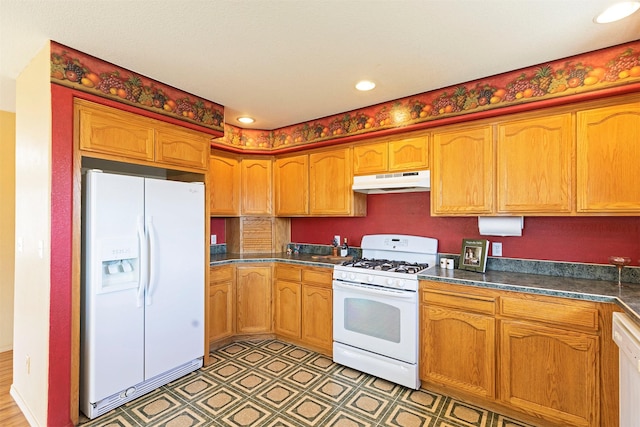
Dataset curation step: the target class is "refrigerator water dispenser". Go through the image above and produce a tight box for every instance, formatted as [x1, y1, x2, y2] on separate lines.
[99, 237, 139, 292]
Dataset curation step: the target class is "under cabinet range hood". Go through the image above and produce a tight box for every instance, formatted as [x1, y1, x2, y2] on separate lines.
[352, 170, 430, 194]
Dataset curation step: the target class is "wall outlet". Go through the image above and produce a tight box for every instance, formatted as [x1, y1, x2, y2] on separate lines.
[25, 355, 30, 374]
[210, 235, 217, 245]
[334, 235, 341, 246]
[492, 242, 503, 257]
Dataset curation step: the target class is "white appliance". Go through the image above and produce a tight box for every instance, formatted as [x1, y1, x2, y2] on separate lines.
[612, 312, 640, 427]
[80, 170, 205, 419]
[333, 234, 437, 389]
[352, 170, 430, 194]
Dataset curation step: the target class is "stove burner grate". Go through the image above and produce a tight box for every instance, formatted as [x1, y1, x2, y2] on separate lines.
[341, 258, 429, 274]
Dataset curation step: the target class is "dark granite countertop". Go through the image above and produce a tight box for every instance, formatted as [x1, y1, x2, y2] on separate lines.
[210, 252, 640, 325]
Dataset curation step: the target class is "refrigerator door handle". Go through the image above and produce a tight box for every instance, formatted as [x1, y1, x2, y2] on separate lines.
[146, 216, 157, 306]
[136, 215, 147, 308]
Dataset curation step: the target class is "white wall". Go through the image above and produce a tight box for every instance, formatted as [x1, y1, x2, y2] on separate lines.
[0, 110, 16, 352]
[11, 43, 52, 427]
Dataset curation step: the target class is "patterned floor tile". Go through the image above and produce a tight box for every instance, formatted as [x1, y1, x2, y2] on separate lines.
[194, 386, 244, 416]
[440, 398, 491, 427]
[220, 401, 273, 427]
[255, 380, 302, 409]
[79, 340, 539, 427]
[381, 404, 437, 427]
[343, 389, 390, 420]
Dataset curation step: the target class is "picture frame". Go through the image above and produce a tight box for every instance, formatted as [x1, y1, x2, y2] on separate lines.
[459, 239, 489, 273]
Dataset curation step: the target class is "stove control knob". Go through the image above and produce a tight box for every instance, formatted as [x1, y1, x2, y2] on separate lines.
[396, 280, 405, 288]
[349, 273, 356, 281]
[366, 275, 374, 283]
[340, 272, 348, 280]
[386, 278, 394, 286]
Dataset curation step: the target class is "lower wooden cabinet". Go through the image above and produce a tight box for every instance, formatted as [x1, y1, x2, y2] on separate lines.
[273, 264, 333, 355]
[209, 265, 235, 343]
[419, 280, 614, 427]
[499, 320, 599, 427]
[236, 264, 272, 334]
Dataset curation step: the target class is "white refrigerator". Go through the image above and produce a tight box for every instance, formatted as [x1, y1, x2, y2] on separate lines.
[80, 170, 205, 419]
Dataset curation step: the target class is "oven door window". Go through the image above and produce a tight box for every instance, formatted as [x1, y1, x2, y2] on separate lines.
[333, 281, 418, 364]
[344, 298, 401, 343]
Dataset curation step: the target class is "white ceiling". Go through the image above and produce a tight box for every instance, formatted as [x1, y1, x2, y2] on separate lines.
[1, 0, 639, 130]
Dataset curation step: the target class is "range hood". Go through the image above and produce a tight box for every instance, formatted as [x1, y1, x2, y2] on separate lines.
[352, 170, 430, 194]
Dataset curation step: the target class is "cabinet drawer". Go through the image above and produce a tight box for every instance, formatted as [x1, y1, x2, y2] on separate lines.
[210, 265, 234, 283]
[500, 297, 598, 331]
[302, 268, 332, 287]
[275, 264, 302, 281]
[422, 289, 496, 315]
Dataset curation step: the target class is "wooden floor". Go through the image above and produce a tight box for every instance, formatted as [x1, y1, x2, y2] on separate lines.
[0, 351, 29, 427]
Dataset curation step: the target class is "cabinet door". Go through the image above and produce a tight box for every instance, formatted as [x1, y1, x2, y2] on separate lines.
[209, 281, 234, 342]
[209, 153, 241, 216]
[236, 265, 272, 334]
[421, 305, 495, 399]
[577, 102, 640, 213]
[155, 125, 209, 170]
[76, 99, 155, 161]
[309, 147, 354, 215]
[274, 280, 301, 339]
[431, 125, 493, 215]
[353, 142, 388, 175]
[497, 113, 573, 213]
[241, 158, 273, 215]
[389, 136, 429, 172]
[499, 320, 599, 427]
[301, 284, 332, 354]
[274, 154, 309, 215]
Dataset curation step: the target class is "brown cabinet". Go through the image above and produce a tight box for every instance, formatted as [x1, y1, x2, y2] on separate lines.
[209, 151, 241, 215]
[353, 135, 429, 175]
[75, 98, 209, 170]
[273, 264, 302, 339]
[498, 296, 600, 427]
[431, 124, 494, 215]
[496, 113, 573, 213]
[420, 286, 496, 399]
[301, 267, 333, 354]
[576, 100, 640, 213]
[272, 264, 333, 355]
[309, 147, 366, 216]
[241, 157, 273, 215]
[274, 154, 309, 216]
[209, 265, 235, 344]
[236, 264, 272, 335]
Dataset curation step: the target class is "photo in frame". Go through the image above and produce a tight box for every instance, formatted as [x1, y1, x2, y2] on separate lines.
[459, 239, 489, 273]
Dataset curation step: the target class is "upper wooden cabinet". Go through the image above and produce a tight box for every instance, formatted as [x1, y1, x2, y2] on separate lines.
[353, 135, 429, 175]
[431, 124, 494, 215]
[274, 154, 309, 216]
[241, 157, 273, 215]
[209, 151, 241, 216]
[309, 147, 366, 216]
[496, 113, 573, 214]
[576, 101, 640, 213]
[75, 98, 209, 170]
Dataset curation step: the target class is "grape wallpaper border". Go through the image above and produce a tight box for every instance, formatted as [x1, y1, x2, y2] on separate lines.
[50, 42, 225, 133]
[218, 39, 640, 152]
[51, 39, 640, 151]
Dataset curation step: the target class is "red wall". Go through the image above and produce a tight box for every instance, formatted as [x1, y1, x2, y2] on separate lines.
[290, 192, 640, 266]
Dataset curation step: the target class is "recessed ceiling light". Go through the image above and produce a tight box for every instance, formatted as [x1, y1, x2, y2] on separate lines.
[237, 116, 255, 124]
[355, 80, 376, 91]
[594, 1, 640, 23]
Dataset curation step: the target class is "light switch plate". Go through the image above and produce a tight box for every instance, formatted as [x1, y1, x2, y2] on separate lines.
[492, 242, 502, 257]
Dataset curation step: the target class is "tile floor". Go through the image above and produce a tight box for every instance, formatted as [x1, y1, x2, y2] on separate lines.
[79, 339, 537, 427]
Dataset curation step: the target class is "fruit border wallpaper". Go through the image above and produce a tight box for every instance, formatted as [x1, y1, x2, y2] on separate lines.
[218, 39, 640, 151]
[50, 42, 225, 133]
[51, 39, 640, 151]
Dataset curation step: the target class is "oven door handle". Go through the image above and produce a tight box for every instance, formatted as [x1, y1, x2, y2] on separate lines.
[333, 281, 417, 300]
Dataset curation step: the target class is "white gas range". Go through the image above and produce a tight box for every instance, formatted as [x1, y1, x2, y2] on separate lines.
[332, 234, 438, 390]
